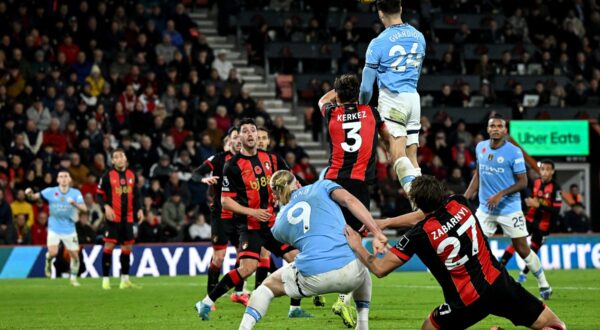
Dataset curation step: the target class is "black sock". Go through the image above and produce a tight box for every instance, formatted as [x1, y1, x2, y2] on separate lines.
[207, 261, 221, 294]
[209, 269, 243, 302]
[269, 256, 279, 273]
[102, 249, 112, 277]
[120, 252, 130, 275]
[255, 267, 269, 289]
[290, 298, 301, 307]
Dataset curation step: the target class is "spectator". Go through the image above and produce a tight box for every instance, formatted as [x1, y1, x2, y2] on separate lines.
[271, 115, 290, 151]
[0, 190, 14, 244]
[155, 34, 177, 63]
[563, 203, 590, 233]
[85, 65, 105, 97]
[201, 118, 224, 150]
[164, 172, 191, 206]
[446, 168, 467, 194]
[14, 214, 31, 245]
[161, 193, 186, 241]
[76, 212, 96, 244]
[138, 210, 160, 243]
[213, 105, 231, 132]
[189, 213, 211, 242]
[169, 116, 192, 149]
[84, 192, 103, 233]
[68, 152, 89, 188]
[26, 97, 52, 131]
[10, 189, 34, 227]
[212, 49, 233, 81]
[150, 154, 176, 187]
[563, 184, 584, 206]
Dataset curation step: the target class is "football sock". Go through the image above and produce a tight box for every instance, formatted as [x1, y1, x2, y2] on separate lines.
[255, 258, 270, 289]
[239, 285, 274, 329]
[269, 256, 278, 273]
[354, 268, 372, 330]
[209, 269, 243, 302]
[289, 298, 301, 310]
[70, 257, 79, 279]
[120, 250, 131, 276]
[207, 259, 221, 293]
[501, 245, 515, 265]
[394, 157, 417, 193]
[523, 240, 542, 275]
[234, 260, 245, 293]
[102, 248, 112, 277]
[524, 251, 549, 288]
[355, 301, 370, 330]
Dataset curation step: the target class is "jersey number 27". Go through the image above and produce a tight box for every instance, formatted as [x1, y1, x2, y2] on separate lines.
[436, 215, 480, 270]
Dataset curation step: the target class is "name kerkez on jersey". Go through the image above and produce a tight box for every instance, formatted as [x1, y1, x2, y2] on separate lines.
[431, 205, 470, 240]
[337, 111, 367, 122]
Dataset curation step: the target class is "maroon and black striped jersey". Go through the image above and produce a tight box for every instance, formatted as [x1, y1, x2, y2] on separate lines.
[221, 150, 288, 230]
[391, 195, 502, 308]
[96, 168, 141, 223]
[526, 179, 562, 233]
[321, 102, 384, 182]
[196, 151, 234, 220]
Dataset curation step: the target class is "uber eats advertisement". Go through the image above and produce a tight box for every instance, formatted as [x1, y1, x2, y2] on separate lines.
[510, 120, 589, 156]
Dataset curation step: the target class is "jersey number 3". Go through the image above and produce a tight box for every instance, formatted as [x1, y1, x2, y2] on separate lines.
[341, 122, 362, 153]
[287, 201, 311, 233]
[389, 42, 422, 72]
[436, 215, 479, 270]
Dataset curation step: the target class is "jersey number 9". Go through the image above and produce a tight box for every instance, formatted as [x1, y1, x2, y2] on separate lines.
[286, 201, 311, 233]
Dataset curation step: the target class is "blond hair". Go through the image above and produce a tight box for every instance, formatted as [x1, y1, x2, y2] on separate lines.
[270, 170, 296, 205]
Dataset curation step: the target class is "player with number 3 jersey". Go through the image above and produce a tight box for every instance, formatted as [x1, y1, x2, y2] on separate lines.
[359, 0, 426, 196]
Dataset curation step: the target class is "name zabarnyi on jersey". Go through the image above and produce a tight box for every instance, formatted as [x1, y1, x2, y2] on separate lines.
[431, 205, 470, 240]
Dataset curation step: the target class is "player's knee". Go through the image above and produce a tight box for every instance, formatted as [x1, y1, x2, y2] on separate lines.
[238, 259, 258, 278]
[212, 253, 225, 266]
[513, 239, 531, 257]
[420, 316, 437, 330]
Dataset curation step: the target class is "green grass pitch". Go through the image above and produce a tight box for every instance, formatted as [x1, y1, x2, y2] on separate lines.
[1, 270, 598, 329]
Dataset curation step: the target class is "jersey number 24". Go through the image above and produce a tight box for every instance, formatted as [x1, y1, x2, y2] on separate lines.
[389, 42, 423, 72]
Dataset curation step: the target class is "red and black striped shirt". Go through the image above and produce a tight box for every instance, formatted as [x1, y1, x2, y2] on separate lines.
[391, 195, 502, 308]
[196, 151, 234, 220]
[526, 179, 562, 233]
[221, 150, 287, 230]
[321, 102, 384, 182]
[96, 168, 141, 223]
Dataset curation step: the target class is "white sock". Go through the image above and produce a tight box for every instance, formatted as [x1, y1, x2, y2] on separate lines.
[121, 275, 129, 282]
[46, 252, 53, 262]
[338, 294, 346, 302]
[103, 276, 109, 282]
[289, 305, 301, 311]
[70, 258, 79, 279]
[343, 292, 353, 305]
[239, 286, 274, 329]
[523, 251, 549, 288]
[202, 296, 215, 306]
[356, 305, 370, 330]
[393, 157, 417, 193]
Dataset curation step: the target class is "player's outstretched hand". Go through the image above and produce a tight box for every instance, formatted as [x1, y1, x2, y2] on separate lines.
[201, 176, 219, 185]
[372, 233, 388, 255]
[344, 225, 362, 250]
[253, 209, 271, 222]
[137, 209, 144, 222]
[486, 193, 503, 210]
[25, 188, 33, 197]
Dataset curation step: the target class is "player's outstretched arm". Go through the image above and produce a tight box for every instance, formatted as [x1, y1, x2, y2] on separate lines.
[378, 210, 424, 229]
[331, 188, 387, 252]
[359, 66, 377, 104]
[345, 226, 402, 278]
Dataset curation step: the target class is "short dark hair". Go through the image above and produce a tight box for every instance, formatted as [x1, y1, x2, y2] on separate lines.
[377, 0, 402, 15]
[540, 159, 555, 169]
[111, 148, 126, 157]
[227, 126, 239, 136]
[333, 74, 360, 103]
[239, 118, 257, 129]
[409, 175, 447, 213]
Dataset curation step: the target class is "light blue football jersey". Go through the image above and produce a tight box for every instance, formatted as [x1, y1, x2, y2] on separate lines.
[41, 187, 83, 235]
[365, 23, 426, 93]
[475, 140, 526, 215]
[271, 180, 356, 276]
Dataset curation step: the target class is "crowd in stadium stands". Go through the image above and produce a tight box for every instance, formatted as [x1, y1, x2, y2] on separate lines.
[0, 0, 594, 246]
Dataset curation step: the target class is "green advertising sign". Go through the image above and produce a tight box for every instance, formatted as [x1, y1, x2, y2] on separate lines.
[509, 120, 589, 156]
